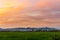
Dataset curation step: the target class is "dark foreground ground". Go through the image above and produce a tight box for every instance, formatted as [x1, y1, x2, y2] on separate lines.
[0, 32, 60, 40]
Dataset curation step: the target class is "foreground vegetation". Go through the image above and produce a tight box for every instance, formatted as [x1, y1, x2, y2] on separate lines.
[0, 32, 60, 40]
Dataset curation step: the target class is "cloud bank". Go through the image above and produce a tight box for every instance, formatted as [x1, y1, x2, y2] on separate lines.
[0, 0, 60, 28]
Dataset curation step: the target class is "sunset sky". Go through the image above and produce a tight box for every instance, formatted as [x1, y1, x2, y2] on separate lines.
[0, 0, 60, 28]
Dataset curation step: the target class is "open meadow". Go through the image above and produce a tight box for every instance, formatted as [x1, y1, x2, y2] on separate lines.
[0, 32, 60, 40]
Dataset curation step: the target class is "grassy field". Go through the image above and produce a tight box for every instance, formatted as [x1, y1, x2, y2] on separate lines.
[0, 32, 60, 40]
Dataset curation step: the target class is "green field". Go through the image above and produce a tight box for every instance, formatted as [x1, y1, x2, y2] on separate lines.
[0, 32, 60, 40]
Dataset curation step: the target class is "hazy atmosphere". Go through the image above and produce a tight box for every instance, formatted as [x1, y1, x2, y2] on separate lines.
[0, 0, 60, 28]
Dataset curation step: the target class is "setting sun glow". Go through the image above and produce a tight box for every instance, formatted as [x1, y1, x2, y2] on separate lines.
[0, 0, 14, 14]
[0, 0, 25, 14]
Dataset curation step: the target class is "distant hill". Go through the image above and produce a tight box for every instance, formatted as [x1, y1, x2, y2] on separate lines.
[0, 27, 59, 32]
